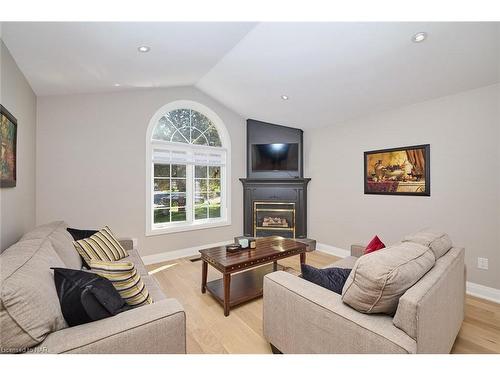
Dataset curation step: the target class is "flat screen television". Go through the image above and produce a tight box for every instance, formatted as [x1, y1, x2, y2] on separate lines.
[251, 143, 299, 171]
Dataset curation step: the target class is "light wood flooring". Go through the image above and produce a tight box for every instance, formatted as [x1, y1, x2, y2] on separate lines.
[146, 250, 500, 354]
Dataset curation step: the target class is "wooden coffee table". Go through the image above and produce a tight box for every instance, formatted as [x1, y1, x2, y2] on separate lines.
[199, 236, 307, 316]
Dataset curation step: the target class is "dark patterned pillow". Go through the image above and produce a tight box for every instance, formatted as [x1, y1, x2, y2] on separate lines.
[52, 268, 130, 327]
[301, 264, 352, 295]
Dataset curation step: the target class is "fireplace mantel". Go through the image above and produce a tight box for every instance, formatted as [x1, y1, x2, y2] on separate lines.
[239, 178, 311, 239]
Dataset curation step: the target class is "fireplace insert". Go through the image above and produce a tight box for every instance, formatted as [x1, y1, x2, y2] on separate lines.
[253, 202, 295, 238]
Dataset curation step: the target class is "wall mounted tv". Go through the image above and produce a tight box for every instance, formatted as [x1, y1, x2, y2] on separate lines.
[251, 143, 299, 172]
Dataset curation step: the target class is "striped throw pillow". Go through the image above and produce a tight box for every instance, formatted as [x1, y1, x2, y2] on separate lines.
[73, 226, 128, 263]
[89, 260, 153, 307]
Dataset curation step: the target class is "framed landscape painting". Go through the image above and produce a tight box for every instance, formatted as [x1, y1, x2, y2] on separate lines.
[1, 105, 17, 188]
[364, 144, 430, 196]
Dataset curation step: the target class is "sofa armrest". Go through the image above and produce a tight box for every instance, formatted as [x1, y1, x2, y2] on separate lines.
[118, 237, 135, 251]
[350, 244, 365, 257]
[36, 298, 186, 354]
[393, 247, 465, 353]
[263, 271, 415, 354]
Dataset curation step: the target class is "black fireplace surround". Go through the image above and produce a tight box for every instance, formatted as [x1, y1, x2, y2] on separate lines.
[240, 119, 311, 239]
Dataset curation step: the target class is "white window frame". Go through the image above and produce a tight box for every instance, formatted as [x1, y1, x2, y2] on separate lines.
[145, 100, 231, 236]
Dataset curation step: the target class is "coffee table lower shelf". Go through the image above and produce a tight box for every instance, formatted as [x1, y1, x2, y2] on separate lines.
[205, 264, 282, 310]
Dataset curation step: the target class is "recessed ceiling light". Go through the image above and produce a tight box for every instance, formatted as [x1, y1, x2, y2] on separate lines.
[114, 83, 121, 87]
[281, 95, 289, 100]
[412, 32, 427, 43]
[138, 46, 151, 53]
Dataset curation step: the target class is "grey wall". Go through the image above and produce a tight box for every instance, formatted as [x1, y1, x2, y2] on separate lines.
[36, 86, 245, 257]
[305, 84, 500, 289]
[0, 41, 37, 251]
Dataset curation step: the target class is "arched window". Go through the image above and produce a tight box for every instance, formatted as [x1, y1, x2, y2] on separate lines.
[146, 101, 230, 235]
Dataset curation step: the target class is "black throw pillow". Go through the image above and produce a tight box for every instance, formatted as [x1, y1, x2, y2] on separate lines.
[52, 268, 130, 327]
[66, 227, 98, 241]
[66, 227, 99, 269]
[300, 264, 352, 295]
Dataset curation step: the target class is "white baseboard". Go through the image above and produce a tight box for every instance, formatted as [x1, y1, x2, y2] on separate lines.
[316, 243, 350, 258]
[141, 240, 233, 265]
[466, 282, 500, 304]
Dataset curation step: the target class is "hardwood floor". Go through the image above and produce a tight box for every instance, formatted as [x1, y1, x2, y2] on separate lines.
[146, 250, 500, 354]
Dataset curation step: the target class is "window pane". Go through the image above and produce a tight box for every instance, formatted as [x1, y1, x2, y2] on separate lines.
[171, 164, 186, 177]
[171, 207, 186, 222]
[171, 179, 186, 192]
[193, 134, 209, 146]
[171, 131, 189, 144]
[206, 126, 222, 147]
[209, 191, 221, 205]
[171, 193, 186, 207]
[153, 193, 170, 208]
[190, 110, 212, 133]
[195, 179, 208, 192]
[191, 129, 207, 146]
[166, 109, 190, 130]
[154, 209, 170, 223]
[209, 179, 221, 193]
[154, 164, 170, 177]
[152, 109, 222, 147]
[152, 117, 175, 142]
[195, 206, 208, 220]
[195, 192, 208, 205]
[209, 166, 221, 179]
[154, 179, 170, 192]
[195, 165, 207, 178]
[209, 205, 221, 218]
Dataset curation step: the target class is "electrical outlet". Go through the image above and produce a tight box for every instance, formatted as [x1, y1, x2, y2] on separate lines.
[477, 257, 489, 270]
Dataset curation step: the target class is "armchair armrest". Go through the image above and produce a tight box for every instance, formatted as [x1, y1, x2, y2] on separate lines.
[263, 271, 415, 354]
[37, 298, 186, 354]
[118, 237, 135, 251]
[350, 244, 365, 257]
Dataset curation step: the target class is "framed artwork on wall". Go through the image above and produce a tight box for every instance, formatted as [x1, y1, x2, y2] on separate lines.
[364, 144, 430, 196]
[1, 105, 17, 188]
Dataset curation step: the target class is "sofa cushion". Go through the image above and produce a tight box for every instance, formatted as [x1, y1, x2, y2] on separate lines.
[341, 242, 435, 315]
[142, 275, 167, 302]
[124, 249, 148, 276]
[0, 239, 68, 351]
[402, 229, 452, 259]
[20, 221, 82, 270]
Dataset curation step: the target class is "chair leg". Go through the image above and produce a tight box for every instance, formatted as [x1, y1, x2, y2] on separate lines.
[270, 343, 282, 354]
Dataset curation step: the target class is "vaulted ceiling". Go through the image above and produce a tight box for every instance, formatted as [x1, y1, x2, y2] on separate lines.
[2, 22, 499, 128]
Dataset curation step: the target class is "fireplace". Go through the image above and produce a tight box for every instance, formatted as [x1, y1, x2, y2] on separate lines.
[239, 119, 313, 244]
[240, 178, 310, 238]
[254, 202, 295, 238]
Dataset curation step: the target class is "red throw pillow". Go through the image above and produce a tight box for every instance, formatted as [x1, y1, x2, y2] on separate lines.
[364, 235, 385, 254]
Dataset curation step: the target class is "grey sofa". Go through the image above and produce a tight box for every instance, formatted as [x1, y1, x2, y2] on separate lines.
[263, 243, 465, 354]
[0, 221, 186, 354]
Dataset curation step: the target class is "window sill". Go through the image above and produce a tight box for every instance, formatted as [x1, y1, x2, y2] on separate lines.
[146, 219, 231, 236]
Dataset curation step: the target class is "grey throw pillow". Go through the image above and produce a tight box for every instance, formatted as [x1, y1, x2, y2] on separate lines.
[341, 242, 435, 315]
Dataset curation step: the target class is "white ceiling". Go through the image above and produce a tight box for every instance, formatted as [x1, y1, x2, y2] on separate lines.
[2, 22, 499, 129]
[1, 22, 257, 95]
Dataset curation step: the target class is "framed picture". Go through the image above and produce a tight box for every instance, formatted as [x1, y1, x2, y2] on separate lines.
[364, 144, 430, 196]
[1, 105, 17, 188]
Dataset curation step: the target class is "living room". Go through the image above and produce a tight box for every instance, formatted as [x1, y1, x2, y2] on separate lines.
[1, 0, 499, 372]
